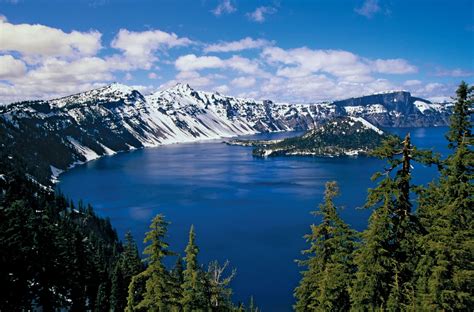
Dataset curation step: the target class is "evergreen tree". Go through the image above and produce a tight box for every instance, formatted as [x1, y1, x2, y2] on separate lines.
[127, 214, 173, 311]
[169, 256, 185, 309]
[294, 181, 357, 311]
[181, 225, 209, 311]
[112, 231, 144, 311]
[351, 134, 429, 311]
[110, 261, 126, 312]
[415, 82, 473, 310]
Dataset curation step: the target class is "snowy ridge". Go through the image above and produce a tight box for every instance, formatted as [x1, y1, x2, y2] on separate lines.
[0, 83, 451, 181]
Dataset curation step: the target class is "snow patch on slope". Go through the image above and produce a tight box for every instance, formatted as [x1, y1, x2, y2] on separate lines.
[349, 116, 384, 135]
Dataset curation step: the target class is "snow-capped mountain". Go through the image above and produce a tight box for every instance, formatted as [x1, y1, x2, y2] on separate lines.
[0, 83, 451, 184]
[333, 90, 450, 127]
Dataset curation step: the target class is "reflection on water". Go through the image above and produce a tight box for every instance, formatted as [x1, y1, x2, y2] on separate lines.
[58, 127, 448, 311]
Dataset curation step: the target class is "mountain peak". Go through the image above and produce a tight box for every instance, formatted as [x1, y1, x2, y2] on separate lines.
[49, 82, 139, 108]
[169, 82, 194, 93]
[103, 82, 135, 95]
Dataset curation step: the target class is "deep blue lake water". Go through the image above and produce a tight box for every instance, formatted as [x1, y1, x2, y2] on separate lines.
[58, 127, 449, 311]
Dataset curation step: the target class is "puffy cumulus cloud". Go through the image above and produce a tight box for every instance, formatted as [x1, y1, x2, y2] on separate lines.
[175, 54, 225, 72]
[0, 18, 194, 103]
[110, 29, 193, 69]
[355, 0, 380, 18]
[263, 47, 371, 78]
[226, 55, 263, 75]
[22, 57, 112, 85]
[0, 18, 102, 62]
[0, 55, 27, 79]
[399, 82, 456, 103]
[372, 59, 417, 74]
[204, 37, 272, 53]
[262, 46, 417, 79]
[211, 0, 236, 16]
[231, 76, 256, 88]
[247, 6, 277, 23]
[175, 54, 265, 76]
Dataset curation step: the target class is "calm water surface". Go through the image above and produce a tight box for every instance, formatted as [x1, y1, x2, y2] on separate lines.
[58, 127, 449, 311]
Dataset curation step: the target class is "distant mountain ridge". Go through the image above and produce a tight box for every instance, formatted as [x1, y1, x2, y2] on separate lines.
[333, 90, 449, 127]
[0, 83, 451, 184]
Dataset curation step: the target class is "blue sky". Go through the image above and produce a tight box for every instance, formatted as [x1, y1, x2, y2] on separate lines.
[0, 0, 472, 103]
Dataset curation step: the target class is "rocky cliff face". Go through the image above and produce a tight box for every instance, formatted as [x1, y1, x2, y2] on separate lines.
[333, 91, 450, 127]
[0, 83, 451, 184]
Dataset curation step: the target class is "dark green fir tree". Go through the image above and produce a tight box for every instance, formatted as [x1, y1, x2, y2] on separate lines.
[294, 181, 358, 311]
[415, 81, 473, 311]
[181, 225, 209, 311]
[126, 214, 173, 311]
[351, 134, 430, 311]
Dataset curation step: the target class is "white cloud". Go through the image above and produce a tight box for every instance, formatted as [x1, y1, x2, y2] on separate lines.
[0, 55, 27, 79]
[175, 54, 264, 76]
[262, 46, 417, 79]
[372, 58, 418, 74]
[226, 55, 262, 75]
[435, 68, 473, 77]
[215, 84, 229, 94]
[247, 6, 277, 23]
[407, 82, 456, 102]
[0, 18, 197, 103]
[175, 54, 225, 71]
[404, 79, 422, 86]
[231, 76, 256, 88]
[110, 29, 193, 69]
[0, 18, 102, 61]
[355, 0, 380, 18]
[20, 57, 113, 85]
[204, 37, 271, 53]
[263, 47, 371, 78]
[148, 72, 158, 79]
[212, 0, 236, 16]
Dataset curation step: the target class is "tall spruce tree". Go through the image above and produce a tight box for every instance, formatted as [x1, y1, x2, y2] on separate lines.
[415, 82, 473, 310]
[181, 225, 209, 311]
[169, 256, 185, 309]
[111, 231, 143, 311]
[127, 214, 173, 311]
[294, 181, 357, 311]
[351, 134, 430, 311]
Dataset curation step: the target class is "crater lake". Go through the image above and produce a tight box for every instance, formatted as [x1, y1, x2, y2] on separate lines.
[57, 127, 449, 311]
